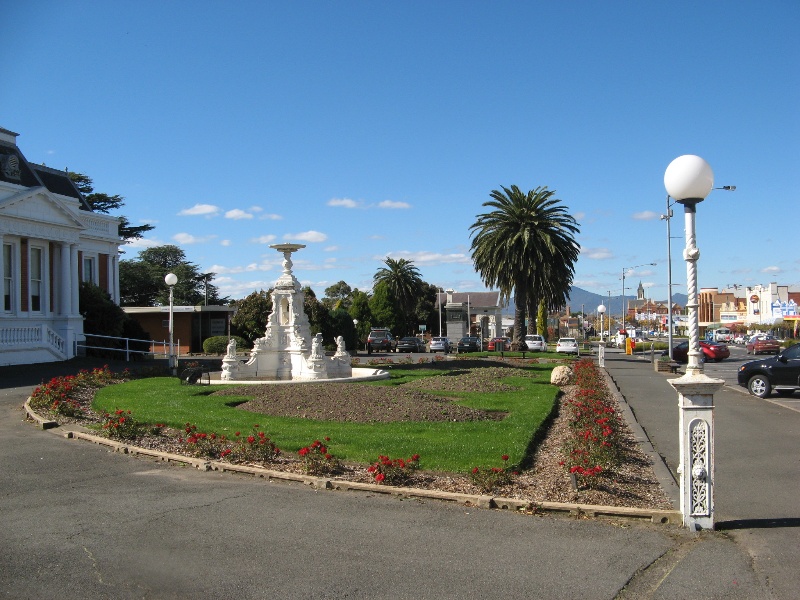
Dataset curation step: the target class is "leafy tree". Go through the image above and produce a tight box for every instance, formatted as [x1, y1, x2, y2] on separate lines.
[537, 299, 548, 338]
[303, 286, 331, 339]
[231, 289, 273, 344]
[322, 281, 353, 311]
[68, 171, 154, 241]
[348, 289, 373, 343]
[120, 245, 223, 306]
[414, 281, 440, 336]
[368, 281, 401, 335]
[470, 185, 580, 347]
[328, 308, 358, 351]
[373, 257, 423, 335]
[79, 282, 151, 357]
[119, 260, 161, 306]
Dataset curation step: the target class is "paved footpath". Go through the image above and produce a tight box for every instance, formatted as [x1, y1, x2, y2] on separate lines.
[0, 357, 792, 598]
[603, 347, 799, 599]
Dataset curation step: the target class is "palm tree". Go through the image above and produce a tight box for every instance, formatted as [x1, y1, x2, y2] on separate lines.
[373, 257, 423, 335]
[470, 185, 580, 347]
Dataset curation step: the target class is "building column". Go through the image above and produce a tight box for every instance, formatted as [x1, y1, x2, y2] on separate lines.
[60, 242, 72, 315]
[70, 245, 80, 317]
[112, 254, 120, 304]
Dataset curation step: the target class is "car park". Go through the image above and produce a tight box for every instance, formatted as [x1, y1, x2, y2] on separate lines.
[556, 337, 579, 355]
[524, 334, 547, 352]
[396, 337, 426, 353]
[665, 340, 730, 363]
[429, 337, 451, 353]
[746, 335, 781, 355]
[487, 337, 510, 351]
[366, 328, 397, 353]
[457, 336, 481, 353]
[738, 342, 800, 398]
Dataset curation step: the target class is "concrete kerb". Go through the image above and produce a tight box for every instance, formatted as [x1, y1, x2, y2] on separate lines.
[23, 397, 682, 526]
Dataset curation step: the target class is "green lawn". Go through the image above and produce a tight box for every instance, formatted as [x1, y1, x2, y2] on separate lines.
[92, 362, 559, 473]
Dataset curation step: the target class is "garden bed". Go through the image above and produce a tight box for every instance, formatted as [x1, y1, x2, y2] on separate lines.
[26, 360, 674, 511]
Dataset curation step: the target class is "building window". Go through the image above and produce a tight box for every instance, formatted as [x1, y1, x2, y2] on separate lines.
[3, 243, 12, 312]
[30, 246, 42, 312]
[82, 256, 95, 284]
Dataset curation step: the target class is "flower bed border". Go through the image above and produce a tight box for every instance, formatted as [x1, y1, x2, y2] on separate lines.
[24, 397, 681, 526]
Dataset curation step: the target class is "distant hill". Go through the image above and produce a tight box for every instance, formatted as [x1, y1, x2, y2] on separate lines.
[501, 287, 688, 316]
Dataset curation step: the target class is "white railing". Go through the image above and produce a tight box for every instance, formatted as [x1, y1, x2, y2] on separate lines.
[45, 326, 66, 355]
[0, 325, 68, 359]
[78, 333, 178, 362]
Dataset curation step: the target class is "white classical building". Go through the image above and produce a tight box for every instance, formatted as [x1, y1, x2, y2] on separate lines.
[0, 127, 123, 365]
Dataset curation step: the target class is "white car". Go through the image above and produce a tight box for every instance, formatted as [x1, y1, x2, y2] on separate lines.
[556, 337, 579, 355]
[524, 334, 547, 352]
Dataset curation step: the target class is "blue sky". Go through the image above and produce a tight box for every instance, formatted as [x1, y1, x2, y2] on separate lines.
[4, 1, 798, 305]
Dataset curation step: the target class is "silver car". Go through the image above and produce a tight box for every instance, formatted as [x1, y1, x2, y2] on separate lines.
[524, 334, 547, 352]
[429, 337, 451, 353]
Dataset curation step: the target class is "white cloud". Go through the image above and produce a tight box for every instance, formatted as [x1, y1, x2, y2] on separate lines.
[328, 197, 360, 208]
[761, 266, 782, 274]
[324, 245, 339, 252]
[259, 213, 283, 220]
[378, 200, 411, 209]
[172, 232, 217, 245]
[220, 240, 232, 247]
[285, 230, 328, 243]
[581, 247, 614, 260]
[126, 236, 162, 249]
[249, 206, 263, 213]
[178, 203, 220, 216]
[225, 209, 253, 220]
[251, 235, 277, 244]
[632, 211, 659, 221]
[379, 251, 471, 265]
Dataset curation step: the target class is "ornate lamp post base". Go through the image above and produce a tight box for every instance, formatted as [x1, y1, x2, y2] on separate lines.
[669, 373, 724, 530]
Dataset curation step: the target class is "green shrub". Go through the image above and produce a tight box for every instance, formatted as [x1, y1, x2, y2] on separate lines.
[202, 335, 249, 354]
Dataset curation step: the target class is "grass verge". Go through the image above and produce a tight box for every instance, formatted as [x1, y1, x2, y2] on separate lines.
[92, 362, 559, 473]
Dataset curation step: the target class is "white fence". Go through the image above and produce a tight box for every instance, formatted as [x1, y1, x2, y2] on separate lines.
[78, 333, 180, 362]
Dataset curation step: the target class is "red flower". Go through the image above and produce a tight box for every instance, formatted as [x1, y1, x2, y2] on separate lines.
[375, 473, 385, 483]
[299, 447, 309, 456]
[501, 454, 509, 461]
[472, 467, 479, 474]
[247, 436, 256, 444]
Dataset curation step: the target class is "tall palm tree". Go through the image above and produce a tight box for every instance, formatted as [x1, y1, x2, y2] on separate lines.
[373, 257, 423, 335]
[470, 185, 580, 347]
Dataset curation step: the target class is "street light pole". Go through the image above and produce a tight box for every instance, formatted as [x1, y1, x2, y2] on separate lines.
[165, 273, 178, 376]
[664, 155, 726, 531]
[621, 262, 656, 332]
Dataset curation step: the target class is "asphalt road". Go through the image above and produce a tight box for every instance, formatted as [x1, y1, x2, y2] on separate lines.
[0, 357, 782, 599]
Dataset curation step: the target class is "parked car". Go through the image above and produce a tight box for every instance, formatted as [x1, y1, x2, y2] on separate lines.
[556, 337, 579, 355]
[396, 337, 426, 353]
[666, 340, 730, 363]
[733, 334, 746, 345]
[457, 336, 481, 353]
[524, 334, 547, 352]
[746, 336, 781, 355]
[429, 337, 451, 353]
[487, 337, 510, 351]
[738, 342, 800, 398]
[366, 328, 397, 353]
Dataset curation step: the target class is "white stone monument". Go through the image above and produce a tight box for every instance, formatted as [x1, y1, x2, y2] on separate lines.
[224, 244, 351, 381]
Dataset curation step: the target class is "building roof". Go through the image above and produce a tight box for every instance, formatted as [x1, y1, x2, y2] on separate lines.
[0, 127, 91, 210]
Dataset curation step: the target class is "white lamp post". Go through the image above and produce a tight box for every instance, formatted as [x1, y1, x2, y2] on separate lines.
[165, 272, 178, 376]
[664, 155, 725, 531]
[597, 304, 606, 367]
